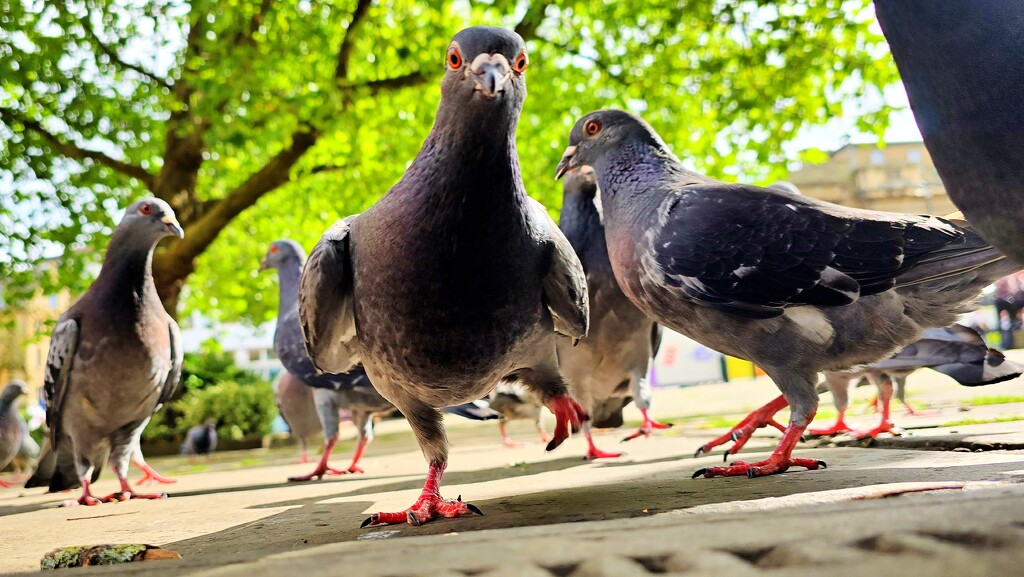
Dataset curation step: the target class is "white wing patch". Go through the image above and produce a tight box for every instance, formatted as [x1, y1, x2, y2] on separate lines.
[783, 307, 835, 345]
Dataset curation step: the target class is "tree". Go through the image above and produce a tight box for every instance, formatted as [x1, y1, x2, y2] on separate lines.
[0, 0, 898, 321]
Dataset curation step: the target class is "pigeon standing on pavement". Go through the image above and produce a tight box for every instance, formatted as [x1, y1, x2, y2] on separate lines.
[556, 168, 670, 459]
[274, 371, 321, 463]
[0, 381, 29, 488]
[260, 240, 497, 481]
[811, 323, 1024, 437]
[24, 199, 184, 504]
[556, 109, 1017, 478]
[300, 27, 588, 526]
[181, 419, 217, 462]
[875, 0, 1024, 265]
[486, 382, 548, 447]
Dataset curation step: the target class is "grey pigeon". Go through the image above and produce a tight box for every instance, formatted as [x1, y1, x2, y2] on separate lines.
[486, 382, 548, 447]
[556, 109, 1017, 478]
[556, 167, 669, 459]
[0, 380, 29, 487]
[25, 198, 184, 504]
[812, 323, 1024, 437]
[260, 240, 497, 481]
[274, 371, 321, 463]
[180, 419, 217, 462]
[300, 27, 588, 526]
[875, 0, 1024, 265]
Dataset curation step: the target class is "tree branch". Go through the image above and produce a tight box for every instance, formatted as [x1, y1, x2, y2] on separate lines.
[1, 106, 155, 188]
[58, 1, 174, 92]
[155, 128, 321, 275]
[514, 1, 553, 40]
[334, 0, 374, 81]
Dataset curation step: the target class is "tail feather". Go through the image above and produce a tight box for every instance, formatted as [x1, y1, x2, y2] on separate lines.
[23, 435, 89, 492]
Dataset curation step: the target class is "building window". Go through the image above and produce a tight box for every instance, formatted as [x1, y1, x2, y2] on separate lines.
[266, 348, 277, 360]
[48, 294, 59, 309]
[907, 149, 922, 164]
[248, 349, 261, 362]
[870, 150, 885, 165]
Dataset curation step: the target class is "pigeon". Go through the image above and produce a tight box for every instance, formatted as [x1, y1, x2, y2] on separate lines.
[556, 167, 669, 459]
[486, 382, 548, 447]
[875, 0, 1024, 266]
[556, 109, 1018, 478]
[300, 27, 588, 526]
[812, 323, 1024, 437]
[132, 445, 176, 485]
[180, 419, 217, 462]
[0, 380, 29, 488]
[274, 371, 321, 463]
[24, 198, 184, 504]
[260, 240, 498, 481]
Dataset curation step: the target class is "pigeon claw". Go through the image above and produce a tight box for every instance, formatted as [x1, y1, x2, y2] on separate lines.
[697, 455, 827, 479]
[361, 494, 481, 528]
[695, 395, 790, 459]
[692, 468, 709, 479]
[544, 394, 587, 452]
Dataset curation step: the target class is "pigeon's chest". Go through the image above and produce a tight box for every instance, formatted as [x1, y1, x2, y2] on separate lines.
[73, 316, 170, 412]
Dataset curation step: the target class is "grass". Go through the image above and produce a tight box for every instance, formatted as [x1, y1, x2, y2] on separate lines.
[941, 415, 1024, 428]
[966, 395, 1024, 407]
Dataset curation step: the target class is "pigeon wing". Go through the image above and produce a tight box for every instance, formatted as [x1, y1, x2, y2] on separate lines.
[531, 199, 589, 339]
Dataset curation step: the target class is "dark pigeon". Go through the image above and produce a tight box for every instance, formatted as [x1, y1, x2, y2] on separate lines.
[25, 198, 184, 504]
[274, 371, 321, 463]
[556, 109, 1018, 478]
[181, 419, 218, 462]
[0, 380, 29, 488]
[556, 168, 669, 459]
[260, 240, 498, 481]
[875, 0, 1024, 265]
[300, 27, 588, 526]
[813, 323, 1024, 437]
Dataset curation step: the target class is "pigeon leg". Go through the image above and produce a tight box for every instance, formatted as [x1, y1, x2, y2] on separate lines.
[499, 420, 522, 448]
[100, 472, 169, 502]
[692, 421, 826, 478]
[853, 378, 899, 438]
[808, 409, 854, 436]
[693, 395, 789, 459]
[544, 394, 587, 451]
[298, 439, 310, 463]
[584, 423, 622, 460]
[536, 415, 550, 444]
[289, 434, 347, 481]
[0, 479, 13, 488]
[61, 478, 102, 506]
[345, 436, 369, 474]
[361, 460, 480, 527]
[135, 460, 176, 485]
[622, 407, 673, 442]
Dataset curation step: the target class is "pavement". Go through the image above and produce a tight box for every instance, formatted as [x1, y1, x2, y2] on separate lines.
[2, 359, 1023, 575]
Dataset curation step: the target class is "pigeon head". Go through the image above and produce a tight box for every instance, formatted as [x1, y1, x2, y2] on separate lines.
[260, 239, 306, 272]
[441, 27, 527, 112]
[1, 380, 28, 404]
[555, 109, 668, 179]
[119, 198, 184, 241]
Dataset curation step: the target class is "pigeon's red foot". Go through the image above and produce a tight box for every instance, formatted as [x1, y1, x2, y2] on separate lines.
[0, 479, 14, 489]
[808, 411, 854, 436]
[694, 395, 789, 460]
[693, 422, 825, 478]
[346, 464, 365, 474]
[502, 437, 524, 448]
[100, 490, 169, 502]
[693, 455, 827, 478]
[135, 463, 176, 486]
[900, 402, 937, 417]
[853, 419, 900, 439]
[60, 479, 103, 507]
[622, 408, 673, 442]
[545, 394, 587, 451]
[584, 426, 622, 460]
[288, 463, 347, 482]
[360, 461, 482, 527]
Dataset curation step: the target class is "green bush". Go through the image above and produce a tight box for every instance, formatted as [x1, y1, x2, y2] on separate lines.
[142, 339, 277, 443]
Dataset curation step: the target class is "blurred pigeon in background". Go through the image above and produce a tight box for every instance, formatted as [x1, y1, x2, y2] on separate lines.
[181, 419, 218, 463]
[557, 109, 1018, 478]
[274, 371, 321, 463]
[25, 199, 183, 504]
[0, 380, 30, 487]
[300, 27, 588, 526]
[486, 382, 548, 447]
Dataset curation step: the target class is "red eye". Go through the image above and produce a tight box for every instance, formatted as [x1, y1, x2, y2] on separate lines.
[139, 204, 152, 215]
[585, 120, 601, 136]
[447, 47, 463, 70]
[513, 51, 528, 74]
[269, 245, 278, 254]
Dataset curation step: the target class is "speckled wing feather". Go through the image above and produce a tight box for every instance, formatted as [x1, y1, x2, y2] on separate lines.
[646, 183, 985, 319]
[42, 317, 79, 443]
[299, 216, 360, 374]
[158, 319, 183, 407]
[531, 200, 589, 339]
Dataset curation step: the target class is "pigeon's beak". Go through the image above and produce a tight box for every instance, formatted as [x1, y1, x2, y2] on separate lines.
[555, 145, 578, 179]
[470, 55, 512, 100]
[258, 257, 270, 272]
[161, 215, 185, 239]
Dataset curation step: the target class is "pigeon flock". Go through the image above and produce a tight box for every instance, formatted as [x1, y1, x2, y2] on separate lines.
[4, 22, 1020, 540]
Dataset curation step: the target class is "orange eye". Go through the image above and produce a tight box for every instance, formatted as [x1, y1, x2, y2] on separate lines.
[269, 245, 278, 254]
[139, 204, 152, 215]
[447, 47, 463, 70]
[513, 51, 528, 74]
[584, 120, 601, 136]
